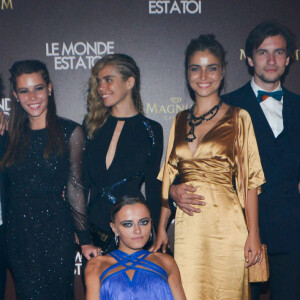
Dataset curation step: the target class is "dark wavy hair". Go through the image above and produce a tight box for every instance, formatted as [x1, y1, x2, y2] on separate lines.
[84, 54, 144, 139]
[245, 21, 296, 60]
[110, 196, 150, 223]
[185, 34, 226, 101]
[2, 60, 64, 167]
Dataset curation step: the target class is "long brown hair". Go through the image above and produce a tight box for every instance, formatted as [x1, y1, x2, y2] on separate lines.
[84, 54, 144, 139]
[2, 60, 64, 167]
[185, 34, 226, 101]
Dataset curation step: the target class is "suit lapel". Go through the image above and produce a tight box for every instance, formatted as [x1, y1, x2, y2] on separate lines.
[281, 87, 292, 134]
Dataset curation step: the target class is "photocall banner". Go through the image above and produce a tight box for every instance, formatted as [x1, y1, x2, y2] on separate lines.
[1, 1, 299, 299]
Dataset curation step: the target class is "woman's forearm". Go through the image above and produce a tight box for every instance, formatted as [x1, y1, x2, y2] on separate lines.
[246, 188, 259, 235]
[158, 206, 172, 230]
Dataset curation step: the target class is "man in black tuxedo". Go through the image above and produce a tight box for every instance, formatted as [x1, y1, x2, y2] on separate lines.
[0, 128, 7, 300]
[223, 21, 300, 300]
[171, 22, 300, 300]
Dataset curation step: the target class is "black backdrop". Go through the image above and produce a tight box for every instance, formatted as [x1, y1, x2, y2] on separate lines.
[1, 1, 299, 299]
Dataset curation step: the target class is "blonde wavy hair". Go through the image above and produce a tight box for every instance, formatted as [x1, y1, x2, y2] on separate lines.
[84, 54, 144, 139]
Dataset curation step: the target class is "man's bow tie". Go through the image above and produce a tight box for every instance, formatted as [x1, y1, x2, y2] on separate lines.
[257, 90, 283, 102]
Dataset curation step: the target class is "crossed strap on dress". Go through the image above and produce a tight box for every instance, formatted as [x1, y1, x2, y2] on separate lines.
[100, 249, 168, 284]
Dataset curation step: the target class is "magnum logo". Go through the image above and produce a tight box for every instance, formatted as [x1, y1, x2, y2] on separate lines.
[295, 49, 299, 61]
[240, 49, 246, 60]
[1, 0, 13, 9]
[240, 49, 299, 61]
[146, 97, 190, 120]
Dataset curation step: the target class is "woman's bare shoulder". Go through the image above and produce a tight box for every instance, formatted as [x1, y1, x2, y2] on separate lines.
[85, 255, 115, 277]
[148, 252, 177, 273]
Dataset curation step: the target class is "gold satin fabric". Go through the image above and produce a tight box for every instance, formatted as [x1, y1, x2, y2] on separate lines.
[159, 106, 265, 300]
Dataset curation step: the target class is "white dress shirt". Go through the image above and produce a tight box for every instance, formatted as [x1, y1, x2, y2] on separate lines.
[251, 78, 284, 138]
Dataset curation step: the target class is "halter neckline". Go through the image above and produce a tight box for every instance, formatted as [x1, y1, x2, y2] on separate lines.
[100, 249, 168, 284]
[113, 249, 148, 258]
[99, 250, 174, 299]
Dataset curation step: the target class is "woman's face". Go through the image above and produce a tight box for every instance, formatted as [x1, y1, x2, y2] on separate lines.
[13, 72, 51, 127]
[188, 50, 224, 100]
[111, 203, 152, 252]
[96, 64, 134, 108]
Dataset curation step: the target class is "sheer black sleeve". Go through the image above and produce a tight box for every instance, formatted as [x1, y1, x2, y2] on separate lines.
[67, 125, 91, 245]
[145, 121, 163, 229]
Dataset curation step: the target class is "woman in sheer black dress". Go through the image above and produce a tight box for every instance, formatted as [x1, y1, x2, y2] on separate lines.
[81, 54, 163, 259]
[2, 60, 91, 300]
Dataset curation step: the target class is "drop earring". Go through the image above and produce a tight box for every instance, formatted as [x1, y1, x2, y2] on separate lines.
[148, 231, 153, 243]
[114, 235, 119, 247]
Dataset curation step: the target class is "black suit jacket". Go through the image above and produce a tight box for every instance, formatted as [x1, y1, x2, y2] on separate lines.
[223, 82, 300, 254]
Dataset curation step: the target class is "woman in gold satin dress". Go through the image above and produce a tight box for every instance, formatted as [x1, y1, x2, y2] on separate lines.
[152, 35, 266, 299]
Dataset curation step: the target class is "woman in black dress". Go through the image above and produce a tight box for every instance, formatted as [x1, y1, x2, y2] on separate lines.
[82, 54, 163, 259]
[2, 60, 90, 300]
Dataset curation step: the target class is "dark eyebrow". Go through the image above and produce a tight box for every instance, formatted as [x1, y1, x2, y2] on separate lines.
[103, 75, 114, 79]
[120, 220, 133, 223]
[189, 63, 219, 68]
[17, 83, 45, 91]
[257, 48, 286, 52]
[120, 217, 150, 223]
[256, 48, 268, 51]
[189, 64, 200, 68]
[96, 75, 114, 81]
[207, 64, 219, 67]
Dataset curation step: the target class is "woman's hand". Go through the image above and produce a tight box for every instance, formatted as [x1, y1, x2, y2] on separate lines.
[149, 227, 169, 253]
[244, 232, 262, 267]
[81, 244, 102, 260]
[150, 206, 171, 253]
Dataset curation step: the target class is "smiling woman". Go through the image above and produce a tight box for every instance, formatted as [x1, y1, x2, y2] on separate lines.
[2, 60, 91, 300]
[13, 72, 51, 129]
[85, 196, 186, 300]
[153, 35, 265, 300]
[81, 54, 163, 261]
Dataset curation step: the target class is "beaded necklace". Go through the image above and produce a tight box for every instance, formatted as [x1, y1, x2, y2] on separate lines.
[185, 99, 223, 142]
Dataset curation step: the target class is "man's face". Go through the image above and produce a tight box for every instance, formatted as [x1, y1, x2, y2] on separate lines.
[247, 34, 290, 90]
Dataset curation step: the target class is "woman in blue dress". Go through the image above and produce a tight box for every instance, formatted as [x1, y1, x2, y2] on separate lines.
[85, 196, 186, 300]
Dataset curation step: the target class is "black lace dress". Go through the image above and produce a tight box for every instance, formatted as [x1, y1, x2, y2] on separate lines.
[83, 114, 163, 240]
[5, 118, 90, 300]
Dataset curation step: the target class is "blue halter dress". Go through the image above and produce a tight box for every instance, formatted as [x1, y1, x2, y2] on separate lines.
[100, 249, 174, 300]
